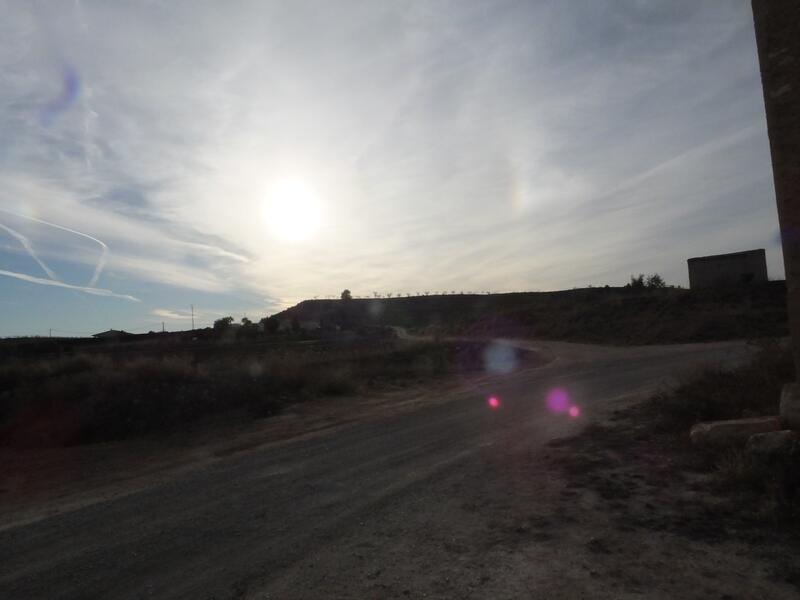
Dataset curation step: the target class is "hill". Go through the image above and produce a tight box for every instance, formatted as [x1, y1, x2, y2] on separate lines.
[274, 282, 789, 345]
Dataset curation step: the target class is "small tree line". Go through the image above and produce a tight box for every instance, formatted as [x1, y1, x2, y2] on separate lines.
[626, 273, 667, 289]
[212, 314, 296, 336]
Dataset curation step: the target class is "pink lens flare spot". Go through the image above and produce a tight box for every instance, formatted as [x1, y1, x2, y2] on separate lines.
[488, 396, 500, 409]
[546, 388, 569, 413]
[569, 405, 581, 418]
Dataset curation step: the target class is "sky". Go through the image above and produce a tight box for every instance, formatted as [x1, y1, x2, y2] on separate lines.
[0, 0, 783, 337]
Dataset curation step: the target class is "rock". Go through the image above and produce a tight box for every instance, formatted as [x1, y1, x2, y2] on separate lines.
[689, 416, 782, 447]
[779, 382, 800, 429]
[746, 430, 800, 459]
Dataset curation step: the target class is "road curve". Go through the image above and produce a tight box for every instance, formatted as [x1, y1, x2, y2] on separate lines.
[0, 341, 750, 599]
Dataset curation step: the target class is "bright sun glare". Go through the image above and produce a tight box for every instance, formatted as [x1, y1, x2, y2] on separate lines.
[263, 178, 322, 242]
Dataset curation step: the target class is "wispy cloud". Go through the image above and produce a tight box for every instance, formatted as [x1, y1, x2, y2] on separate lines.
[0, 0, 781, 333]
[0, 268, 139, 301]
[151, 308, 191, 320]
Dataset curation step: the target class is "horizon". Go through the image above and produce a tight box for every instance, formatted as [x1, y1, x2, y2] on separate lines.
[4, 278, 786, 340]
[0, 1, 785, 337]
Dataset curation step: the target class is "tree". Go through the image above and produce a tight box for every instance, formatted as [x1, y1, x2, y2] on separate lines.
[213, 316, 234, 331]
[239, 316, 258, 338]
[628, 274, 645, 289]
[341, 289, 352, 301]
[260, 315, 280, 333]
[646, 273, 666, 289]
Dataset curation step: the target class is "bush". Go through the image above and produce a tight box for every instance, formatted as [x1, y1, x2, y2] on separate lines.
[213, 316, 234, 331]
[0, 339, 496, 446]
[647, 340, 794, 432]
[628, 274, 645, 289]
[644, 340, 800, 521]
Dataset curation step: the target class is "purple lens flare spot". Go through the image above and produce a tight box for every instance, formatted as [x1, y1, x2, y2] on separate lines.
[546, 388, 569, 413]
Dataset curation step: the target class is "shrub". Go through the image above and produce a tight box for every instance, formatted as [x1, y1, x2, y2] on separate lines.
[646, 273, 666, 289]
[647, 340, 793, 432]
[644, 340, 800, 521]
[628, 274, 645, 289]
[213, 316, 234, 331]
[0, 339, 488, 446]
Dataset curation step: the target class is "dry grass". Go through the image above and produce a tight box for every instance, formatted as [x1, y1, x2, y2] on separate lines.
[713, 445, 800, 523]
[0, 339, 520, 447]
[642, 340, 800, 522]
[646, 339, 794, 432]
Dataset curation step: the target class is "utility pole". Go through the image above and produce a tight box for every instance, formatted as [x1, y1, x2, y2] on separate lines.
[191, 304, 195, 330]
[751, 0, 800, 426]
[162, 321, 165, 334]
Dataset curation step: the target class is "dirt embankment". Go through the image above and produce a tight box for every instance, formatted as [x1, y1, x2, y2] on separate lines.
[277, 282, 788, 345]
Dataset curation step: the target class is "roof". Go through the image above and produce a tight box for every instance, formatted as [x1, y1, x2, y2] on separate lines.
[687, 249, 765, 264]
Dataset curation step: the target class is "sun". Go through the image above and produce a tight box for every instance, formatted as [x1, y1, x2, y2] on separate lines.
[263, 178, 322, 242]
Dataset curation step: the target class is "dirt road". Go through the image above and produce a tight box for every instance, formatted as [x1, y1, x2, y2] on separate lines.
[3, 340, 792, 599]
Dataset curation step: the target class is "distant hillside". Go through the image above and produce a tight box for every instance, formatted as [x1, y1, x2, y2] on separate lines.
[274, 282, 789, 345]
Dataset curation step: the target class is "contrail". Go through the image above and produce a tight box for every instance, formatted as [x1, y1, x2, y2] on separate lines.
[0, 269, 140, 301]
[0, 208, 108, 286]
[0, 221, 60, 281]
[179, 241, 250, 263]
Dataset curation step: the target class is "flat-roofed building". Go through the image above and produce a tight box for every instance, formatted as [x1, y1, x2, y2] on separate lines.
[687, 249, 768, 289]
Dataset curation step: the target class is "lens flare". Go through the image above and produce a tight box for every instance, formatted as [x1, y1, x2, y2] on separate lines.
[41, 65, 80, 126]
[488, 396, 500, 409]
[483, 340, 518, 374]
[569, 405, 581, 418]
[546, 388, 569, 413]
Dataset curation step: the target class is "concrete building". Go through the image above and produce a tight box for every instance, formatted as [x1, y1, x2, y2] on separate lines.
[687, 249, 768, 289]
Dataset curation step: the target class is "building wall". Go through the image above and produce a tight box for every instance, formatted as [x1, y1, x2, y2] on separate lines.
[751, 0, 800, 373]
[687, 249, 768, 289]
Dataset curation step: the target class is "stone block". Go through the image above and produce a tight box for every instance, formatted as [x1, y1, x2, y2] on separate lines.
[689, 416, 782, 447]
[746, 429, 800, 459]
[779, 383, 800, 429]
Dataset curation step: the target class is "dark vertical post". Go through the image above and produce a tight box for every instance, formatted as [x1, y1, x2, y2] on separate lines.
[751, 0, 800, 425]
